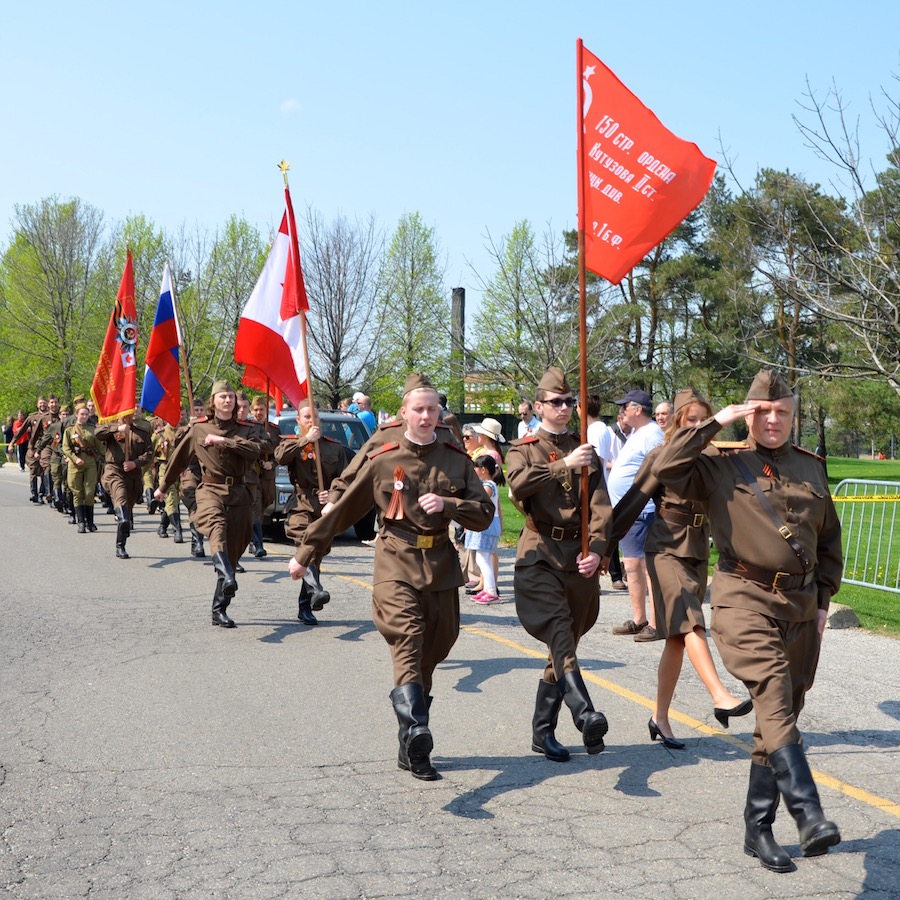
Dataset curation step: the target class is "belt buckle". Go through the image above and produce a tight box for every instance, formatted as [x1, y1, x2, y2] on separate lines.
[224, 476, 234, 486]
[692, 514, 705, 528]
[772, 571, 791, 590]
[550, 526, 565, 541]
[416, 534, 434, 549]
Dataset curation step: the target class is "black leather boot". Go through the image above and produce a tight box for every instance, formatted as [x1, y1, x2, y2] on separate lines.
[190, 523, 206, 557]
[76, 505, 87, 534]
[67, 498, 76, 524]
[769, 744, 841, 857]
[252, 522, 267, 558]
[30, 478, 40, 503]
[171, 510, 184, 543]
[211, 552, 238, 598]
[744, 762, 793, 872]
[115, 506, 131, 559]
[86, 504, 98, 532]
[211, 576, 235, 627]
[559, 669, 608, 754]
[531, 679, 570, 762]
[304, 564, 331, 611]
[297, 583, 319, 626]
[390, 683, 439, 780]
[157, 511, 170, 537]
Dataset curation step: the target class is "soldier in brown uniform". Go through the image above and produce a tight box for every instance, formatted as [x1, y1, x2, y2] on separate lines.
[152, 418, 184, 543]
[95, 413, 154, 559]
[289, 374, 494, 780]
[178, 397, 208, 558]
[275, 402, 347, 624]
[610, 389, 751, 750]
[236, 392, 271, 561]
[29, 395, 60, 504]
[62, 402, 101, 533]
[251, 395, 280, 554]
[155, 380, 265, 628]
[505, 367, 613, 762]
[653, 370, 842, 872]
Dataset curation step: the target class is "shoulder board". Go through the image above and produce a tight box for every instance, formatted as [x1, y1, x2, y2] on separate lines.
[792, 444, 826, 463]
[378, 421, 403, 430]
[511, 435, 540, 446]
[237, 418, 251, 426]
[193, 416, 209, 424]
[711, 440, 749, 452]
[368, 441, 400, 458]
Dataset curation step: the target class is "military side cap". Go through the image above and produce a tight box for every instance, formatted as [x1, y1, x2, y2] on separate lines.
[745, 370, 793, 401]
[210, 379, 235, 396]
[71, 393, 86, 405]
[537, 366, 571, 394]
[674, 387, 712, 416]
[402, 373, 435, 396]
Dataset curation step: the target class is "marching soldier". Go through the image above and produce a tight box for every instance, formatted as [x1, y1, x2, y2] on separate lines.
[95, 413, 154, 559]
[289, 374, 494, 780]
[251, 394, 280, 555]
[505, 367, 613, 762]
[236, 392, 269, 560]
[62, 401, 101, 533]
[26, 395, 56, 503]
[274, 402, 346, 624]
[178, 397, 207, 558]
[155, 381, 265, 628]
[153, 416, 184, 543]
[653, 370, 842, 873]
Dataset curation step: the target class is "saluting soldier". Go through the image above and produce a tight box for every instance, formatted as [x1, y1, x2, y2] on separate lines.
[155, 380, 265, 628]
[274, 401, 346, 624]
[95, 412, 154, 559]
[62, 401, 101, 533]
[289, 374, 495, 780]
[506, 367, 613, 762]
[653, 370, 842, 873]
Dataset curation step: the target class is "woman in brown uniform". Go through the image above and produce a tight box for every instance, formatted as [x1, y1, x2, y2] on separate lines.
[611, 389, 752, 748]
[274, 402, 346, 625]
[62, 402, 101, 534]
[155, 380, 265, 628]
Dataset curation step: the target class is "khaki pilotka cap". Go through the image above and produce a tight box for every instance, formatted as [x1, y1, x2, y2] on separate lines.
[210, 379, 235, 397]
[402, 373, 436, 397]
[537, 366, 571, 394]
[674, 387, 713, 416]
[745, 370, 794, 402]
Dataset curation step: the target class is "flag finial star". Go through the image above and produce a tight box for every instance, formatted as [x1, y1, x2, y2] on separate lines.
[278, 159, 291, 186]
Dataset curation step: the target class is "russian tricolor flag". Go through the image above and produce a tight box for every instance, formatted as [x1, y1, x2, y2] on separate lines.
[140, 263, 182, 426]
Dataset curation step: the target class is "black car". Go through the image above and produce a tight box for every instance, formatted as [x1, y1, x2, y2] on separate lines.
[264, 410, 377, 540]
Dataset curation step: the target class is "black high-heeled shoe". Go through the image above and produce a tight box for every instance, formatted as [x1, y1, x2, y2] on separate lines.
[714, 698, 754, 728]
[648, 718, 685, 750]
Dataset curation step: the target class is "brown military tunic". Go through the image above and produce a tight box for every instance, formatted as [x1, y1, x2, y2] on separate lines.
[505, 427, 612, 682]
[256, 420, 280, 518]
[296, 432, 494, 692]
[652, 417, 842, 763]
[274, 433, 345, 569]
[159, 415, 265, 566]
[611, 446, 711, 638]
[153, 424, 180, 515]
[62, 421, 101, 506]
[95, 418, 154, 510]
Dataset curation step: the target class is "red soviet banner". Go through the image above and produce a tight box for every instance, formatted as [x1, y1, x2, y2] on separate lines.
[577, 40, 716, 284]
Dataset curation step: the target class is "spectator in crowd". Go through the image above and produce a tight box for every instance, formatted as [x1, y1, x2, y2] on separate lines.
[517, 401, 540, 438]
[354, 393, 377, 433]
[3, 415, 14, 463]
[472, 418, 506, 471]
[437, 393, 464, 445]
[607, 389, 664, 641]
[655, 400, 674, 430]
[12, 411, 30, 470]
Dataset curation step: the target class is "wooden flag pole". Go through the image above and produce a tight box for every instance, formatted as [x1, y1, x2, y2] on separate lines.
[576, 39, 590, 561]
[278, 159, 324, 491]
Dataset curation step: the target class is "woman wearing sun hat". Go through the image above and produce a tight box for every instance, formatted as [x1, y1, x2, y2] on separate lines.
[471, 417, 506, 470]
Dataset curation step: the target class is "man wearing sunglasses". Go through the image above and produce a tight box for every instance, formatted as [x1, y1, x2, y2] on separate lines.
[607, 389, 665, 642]
[506, 367, 613, 762]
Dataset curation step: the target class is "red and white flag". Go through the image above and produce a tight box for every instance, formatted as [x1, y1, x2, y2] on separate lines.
[577, 40, 716, 284]
[234, 187, 309, 409]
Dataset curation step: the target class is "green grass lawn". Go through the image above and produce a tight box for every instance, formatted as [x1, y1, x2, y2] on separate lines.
[498, 456, 900, 637]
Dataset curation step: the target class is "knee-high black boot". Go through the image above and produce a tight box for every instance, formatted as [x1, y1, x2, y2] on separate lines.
[76, 505, 87, 534]
[390, 683, 439, 781]
[211, 551, 238, 598]
[190, 523, 206, 557]
[157, 510, 170, 537]
[769, 744, 840, 857]
[744, 762, 793, 872]
[559, 669, 608, 754]
[30, 477, 41, 503]
[531, 679, 570, 762]
[115, 506, 131, 559]
[211, 575, 236, 627]
[252, 522, 267, 558]
[304, 563, 331, 611]
[86, 504, 98, 532]
[171, 510, 184, 543]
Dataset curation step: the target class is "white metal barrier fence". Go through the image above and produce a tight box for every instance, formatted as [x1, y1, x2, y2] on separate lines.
[833, 479, 900, 594]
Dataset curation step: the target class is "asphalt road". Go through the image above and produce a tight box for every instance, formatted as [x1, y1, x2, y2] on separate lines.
[1, 464, 898, 899]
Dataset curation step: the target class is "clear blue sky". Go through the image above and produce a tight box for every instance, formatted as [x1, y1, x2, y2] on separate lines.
[2, 1, 898, 303]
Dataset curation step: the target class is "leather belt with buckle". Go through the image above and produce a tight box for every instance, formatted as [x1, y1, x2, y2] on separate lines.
[201, 474, 245, 486]
[717, 554, 816, 591]
[525, 517, 581, 541]
[658, 505, 707, 528]
[384, 527, 449, 549]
